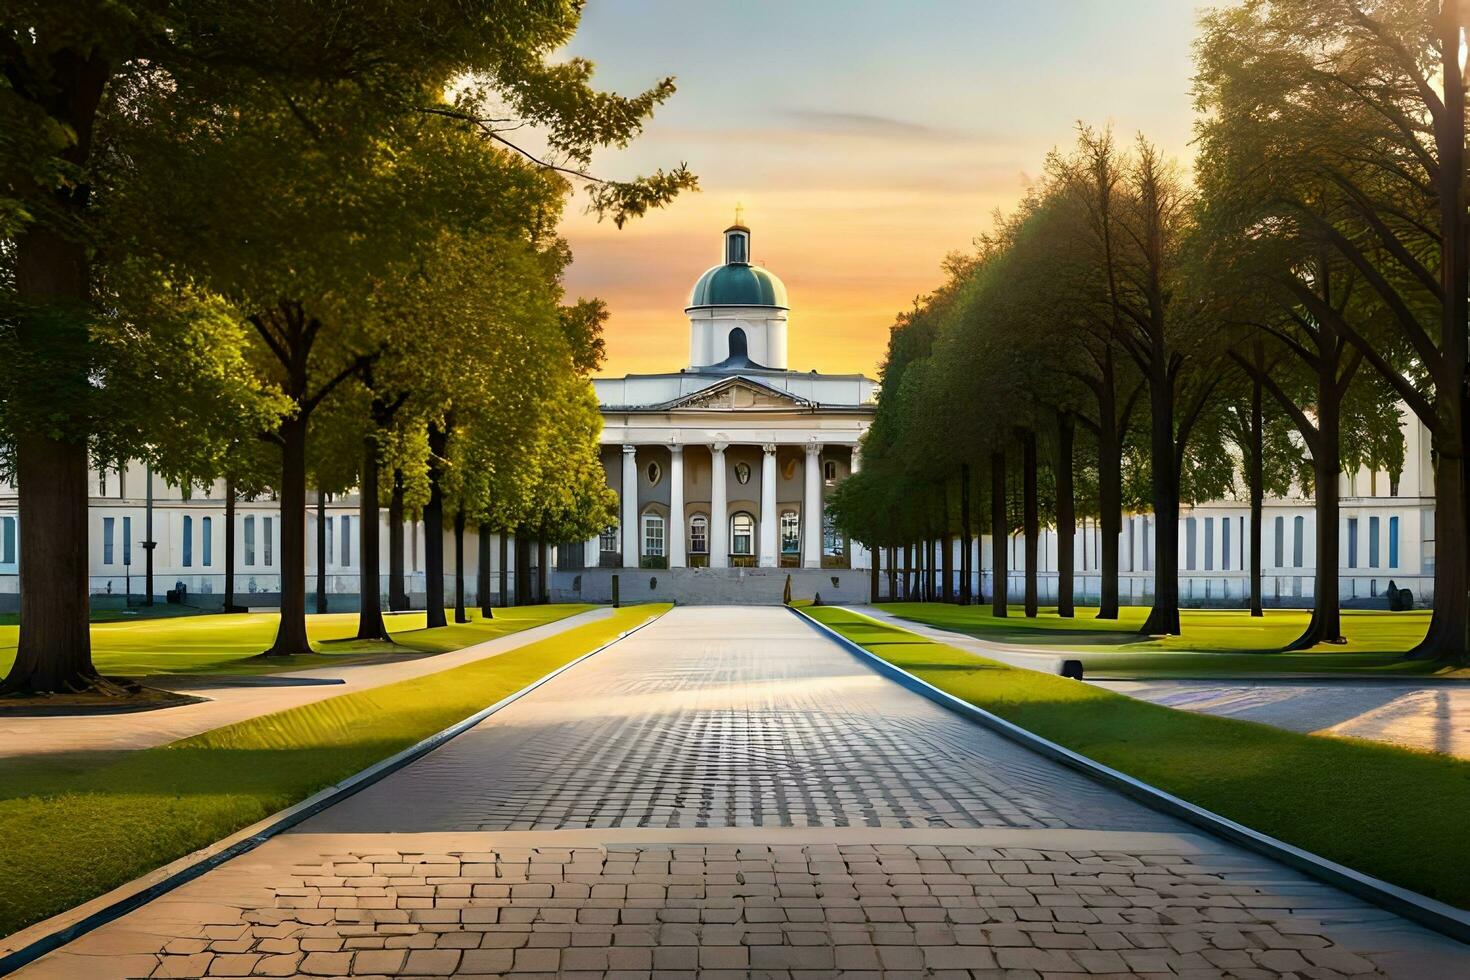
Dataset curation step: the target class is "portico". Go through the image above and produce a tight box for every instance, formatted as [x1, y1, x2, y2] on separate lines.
[553, 217, 877, 603]
[593, 434, 863, 572]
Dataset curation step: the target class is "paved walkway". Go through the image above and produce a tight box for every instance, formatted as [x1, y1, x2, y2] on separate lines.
[856, 606, 1470, 760]
[11, 606, 1469, 978]
[0, 608, 611, 759]
[1093, 679, 1470, 759]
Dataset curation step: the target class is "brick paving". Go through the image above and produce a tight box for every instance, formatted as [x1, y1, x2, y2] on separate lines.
[9, 606, 1469, 978]
[304, 607, 1163, 833]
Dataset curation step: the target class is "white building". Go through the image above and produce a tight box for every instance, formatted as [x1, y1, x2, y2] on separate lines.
[0, 219, 1438, 611]
[547, 218, 879, 604]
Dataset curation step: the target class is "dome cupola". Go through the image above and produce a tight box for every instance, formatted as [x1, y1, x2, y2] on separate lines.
[687, 222, 789, 310]
[686, 209, 791, 371]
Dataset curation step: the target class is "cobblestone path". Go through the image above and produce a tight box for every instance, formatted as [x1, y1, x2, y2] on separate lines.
[11, 607, 1468, 978]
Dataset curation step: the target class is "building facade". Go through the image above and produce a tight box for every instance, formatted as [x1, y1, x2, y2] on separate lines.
[0, 219, 1439, 610]
[547, 220, 878, 605]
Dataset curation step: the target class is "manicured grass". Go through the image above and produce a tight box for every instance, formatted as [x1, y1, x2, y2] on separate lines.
[0, 605, 595, 679]
[876, 603, 1459, 677]
[804, 605, 1470, 908]
[0, 604, 666, 938]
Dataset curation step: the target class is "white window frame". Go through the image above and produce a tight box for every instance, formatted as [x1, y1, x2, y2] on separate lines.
[689, 513, 709, 554]
[730, 512, 755, 556]
[641, 511, 666, 558]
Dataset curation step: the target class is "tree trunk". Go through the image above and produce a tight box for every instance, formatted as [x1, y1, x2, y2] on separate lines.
[1249, 344, 1265, 618]
[478, 522, 494, 618]
[1290, 407, 1344, 649]
[869, 546, 879, 603]
[3, 418, 97, 693]
[991, 450, 1008, 618]
[1412, 8, 1470, 664]
[1096, 370, 1122, 620]
[1140, 369, 1181, 636]
[887, 545, 897, 601]
[515, 536, 532, 606]
[903, 543, 912, 600]
[1023, 430, 1039, 618]
[499, 532, 510, 607]
[1411, 443, 1468, 661]
[355, 431, 389, 640]
[941, 531, 954, 603]
[265, 417, 312, 655]
[911, 540, 923, 602]
[1056, 413, 1076, 618]
[224, 477, 238, 613]
[0, 54, 109, 696]
[387, 470, 408, 611]
[453, 509, 468, 623]
[423, 423, 448, 629]
[960, 464, 973, 605]
[538, 539, 549, 603]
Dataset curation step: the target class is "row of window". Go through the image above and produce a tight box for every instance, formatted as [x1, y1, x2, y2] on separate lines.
[1, 515, 14, 565]
[602, 510, 844, 558]
[1180, 515, 1401, 571]
[97, 515, 283, 568]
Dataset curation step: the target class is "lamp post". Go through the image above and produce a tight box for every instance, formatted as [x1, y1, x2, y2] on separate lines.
[143, 463, 156, 606]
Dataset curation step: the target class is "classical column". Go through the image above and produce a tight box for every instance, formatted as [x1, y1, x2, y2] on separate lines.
[709, 442, 729, 568]
[803, 440, 823, 568]
[584, 533, 600, 570]
[621, 444, 638, 568]
[759, 443, 778, 568]
[668, 444, 686, 568]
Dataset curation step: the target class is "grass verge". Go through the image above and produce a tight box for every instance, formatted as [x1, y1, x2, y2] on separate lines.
[0, 605, 595, 679]
[803, 605, 1470, 909]
[876, 602, 1460, 677]
[0, 604, 666, 938]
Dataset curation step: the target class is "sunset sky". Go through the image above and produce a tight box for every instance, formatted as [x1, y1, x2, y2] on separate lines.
[557, 1, 1203, 379]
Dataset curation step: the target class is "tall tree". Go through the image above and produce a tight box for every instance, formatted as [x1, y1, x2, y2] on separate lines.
[1196, 0, 1468, 661]
[0, 1, 695, 686]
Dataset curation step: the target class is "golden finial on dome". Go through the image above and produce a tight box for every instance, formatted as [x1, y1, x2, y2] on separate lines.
[734, 202, 745, 226]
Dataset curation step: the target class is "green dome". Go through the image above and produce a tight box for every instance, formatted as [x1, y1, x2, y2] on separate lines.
[688, 263, 788, 309]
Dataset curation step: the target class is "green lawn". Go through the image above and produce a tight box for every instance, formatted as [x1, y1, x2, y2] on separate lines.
[804, 605, 1470, 909]
[0, 603, 667, 938]
[875, 603, 1460, 677]
[0, 605, 596, 679]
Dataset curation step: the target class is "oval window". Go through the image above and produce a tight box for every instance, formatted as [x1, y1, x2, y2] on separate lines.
[646, 461, 662, 485]
[734, 462, 752, 485]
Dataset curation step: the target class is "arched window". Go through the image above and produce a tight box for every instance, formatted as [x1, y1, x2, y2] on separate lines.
[728, 326, 749, 361]
[730, 512, 755, 556]
[599, 523, 619, 554]
[823, 459, 837, 483]
[641, 512, 665, 558]
[202, 517, 213, 567]
[780, 510, 800, 554]
[689, 514, 709, 554]
[1293, 515, 1305, 567]
[182, 515, 194, 567]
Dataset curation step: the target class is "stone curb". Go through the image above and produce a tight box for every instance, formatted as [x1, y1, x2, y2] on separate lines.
[0, 606, 665, 977]
[790, 604, 1470, 946]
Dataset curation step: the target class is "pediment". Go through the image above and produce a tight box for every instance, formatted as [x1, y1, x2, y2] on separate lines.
[670, 377, 811, 411]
